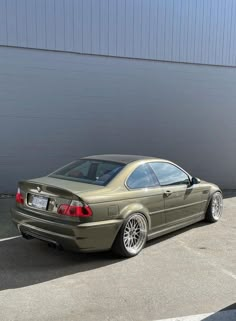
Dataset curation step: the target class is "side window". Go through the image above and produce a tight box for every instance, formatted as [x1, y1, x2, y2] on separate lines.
[150, 162, 190, 186]
[127, 164, 159, 189]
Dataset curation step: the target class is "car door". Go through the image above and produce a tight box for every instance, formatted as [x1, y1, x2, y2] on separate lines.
[149, 162, 203, 225]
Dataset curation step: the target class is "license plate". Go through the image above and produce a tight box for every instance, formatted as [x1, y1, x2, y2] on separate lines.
[32, 195, 48, 210]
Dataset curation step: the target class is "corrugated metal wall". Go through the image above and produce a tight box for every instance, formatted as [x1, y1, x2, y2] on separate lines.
[0, 0, 236, 66]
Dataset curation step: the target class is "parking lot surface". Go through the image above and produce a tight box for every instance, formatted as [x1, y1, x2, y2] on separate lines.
[0, 194, 235, 321]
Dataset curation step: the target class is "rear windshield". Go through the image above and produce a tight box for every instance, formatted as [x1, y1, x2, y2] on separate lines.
[49, 159, 125, 186]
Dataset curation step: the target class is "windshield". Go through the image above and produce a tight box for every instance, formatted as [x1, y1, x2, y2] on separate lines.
[49, 159, 125, 186]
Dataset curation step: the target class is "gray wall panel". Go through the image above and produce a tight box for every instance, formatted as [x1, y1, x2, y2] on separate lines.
[91, 0, 100, 54]
[64, 0, 74, 52]
[25, 0, 37, 48]
[6, 0, 17, 46]
[100, 0, 109, 55]
[116, 0, 125, 57]
[141, 0, 149, 59]
[16, 0, 27, 47]
[0, 46, 236, 192]
[133, 0, 142, 58]
[108, 0, 117, 56]
[0, 0, 7, 44]
[82, 0, 91, 54]
[156, 0, 166, 60]
[73, 0, 83, 53]
[163, 0, 173, 61]
[124, 0, 134, 58]
[45, 0, 56, 50]
[36, 0, 46, 49]
[55, 0, 65, 51]
[149, 0, 158, 60]
[1, 0, 236, 66]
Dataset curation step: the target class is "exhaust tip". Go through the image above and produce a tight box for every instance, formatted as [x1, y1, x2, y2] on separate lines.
[47, 242, 63, 251]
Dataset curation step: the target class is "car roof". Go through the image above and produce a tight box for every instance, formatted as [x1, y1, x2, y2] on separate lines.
[82, 154, 158, 164]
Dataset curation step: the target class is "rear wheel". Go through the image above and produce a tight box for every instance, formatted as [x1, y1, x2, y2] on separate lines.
[205, 192, 223, 223]
[112, 213, 148, 258]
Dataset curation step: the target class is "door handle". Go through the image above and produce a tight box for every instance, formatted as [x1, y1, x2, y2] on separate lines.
[164, 190, 172, 197]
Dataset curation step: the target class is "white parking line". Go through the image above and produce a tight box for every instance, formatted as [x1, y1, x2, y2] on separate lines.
[154, 310, 236, 321]
[0, 235, 21, 242]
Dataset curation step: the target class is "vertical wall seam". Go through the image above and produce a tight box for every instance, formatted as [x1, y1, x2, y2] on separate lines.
[44, 0, 47, 49]
[221, 1, 226, 65]
[148, 0, 151, 59]
[200, 0, 205, 64]
[90, 0, 92, 53]
[16, 0, 18, 46]
[35, 0, 37, 48]
[108, 0, 109, 55]
[132, 0, 134, 57]
[163, 0, 166, 58]
[99, 0, 101, 53]
[63, 0, 65, 50]
[171, 0, 175, 61]
[81, 0, 83, 52]
[5, 0, 8, 45]
[228, 0, 234, 64]
[207, 0, 212, 64]
[193, 0, 197, 62]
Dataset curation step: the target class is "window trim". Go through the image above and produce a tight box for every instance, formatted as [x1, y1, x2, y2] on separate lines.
[125, 163, 160, 191]
[148, 161, 192, 187]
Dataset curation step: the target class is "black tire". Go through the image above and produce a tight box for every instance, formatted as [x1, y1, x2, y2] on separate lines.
[205, 191, 223, 223]
[112, 213, 148, 258]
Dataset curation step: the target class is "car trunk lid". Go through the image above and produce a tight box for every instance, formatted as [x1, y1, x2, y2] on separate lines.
[17, 177, 103, 222]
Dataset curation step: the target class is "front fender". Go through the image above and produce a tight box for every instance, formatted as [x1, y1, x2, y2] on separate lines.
[206, 184, 223, 210]
[119, 203, 151, 230]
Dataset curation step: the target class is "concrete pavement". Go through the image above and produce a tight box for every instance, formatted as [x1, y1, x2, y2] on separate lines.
[0, 194, 235, 321]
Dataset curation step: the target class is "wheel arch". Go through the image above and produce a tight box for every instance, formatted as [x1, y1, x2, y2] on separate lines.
[118, 203, 151, 231]
[205, 186, 223, 212]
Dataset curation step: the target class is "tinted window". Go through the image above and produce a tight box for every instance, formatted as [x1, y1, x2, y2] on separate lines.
[150, 162, 189, 186]
[127, 164, 159, 189]
[50, 159, 124, 186]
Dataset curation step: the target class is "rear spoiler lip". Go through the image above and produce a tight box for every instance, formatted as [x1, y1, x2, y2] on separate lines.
[18, 180, 82, 202]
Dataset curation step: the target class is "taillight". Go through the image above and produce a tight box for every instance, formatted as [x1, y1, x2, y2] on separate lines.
[57, 200, 93, 217]
[16, 188, 24, 204]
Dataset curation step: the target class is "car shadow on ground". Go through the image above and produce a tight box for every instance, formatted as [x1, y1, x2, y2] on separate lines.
[0, 237, 123, 291]
[0, 220, 210, 291]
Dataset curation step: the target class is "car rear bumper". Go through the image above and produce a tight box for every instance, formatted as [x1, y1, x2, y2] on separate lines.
[11, 207, 122, 253]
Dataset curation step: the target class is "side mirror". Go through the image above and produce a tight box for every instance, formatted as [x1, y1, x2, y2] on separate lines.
[191, 177, 201, 185]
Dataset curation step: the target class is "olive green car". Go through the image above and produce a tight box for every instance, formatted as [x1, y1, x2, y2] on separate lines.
[11, 154, 223, 257]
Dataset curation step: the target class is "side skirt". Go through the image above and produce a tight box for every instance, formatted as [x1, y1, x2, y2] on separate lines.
[147, 214, 205, 241]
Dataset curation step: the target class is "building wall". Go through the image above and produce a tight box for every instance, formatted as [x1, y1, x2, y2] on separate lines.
[0, 46, 235, 192]
[0, 0, 236, 66]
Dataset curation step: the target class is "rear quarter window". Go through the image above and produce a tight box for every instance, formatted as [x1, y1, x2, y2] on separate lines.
[127, 164, 159, 189]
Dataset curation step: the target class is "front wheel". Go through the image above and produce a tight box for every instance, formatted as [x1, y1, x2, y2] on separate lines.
[205, 192, 223, 223]
[112, 213, 148, 258]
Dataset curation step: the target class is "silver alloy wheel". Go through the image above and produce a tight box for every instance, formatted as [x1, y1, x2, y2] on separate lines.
[211, 192, 223, 220]
[123, 214, 147, 255]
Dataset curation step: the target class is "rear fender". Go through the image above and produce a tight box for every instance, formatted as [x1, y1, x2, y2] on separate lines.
[119, 203, 151, 231]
